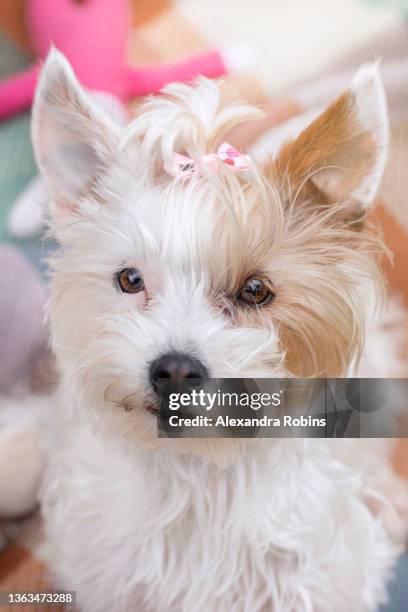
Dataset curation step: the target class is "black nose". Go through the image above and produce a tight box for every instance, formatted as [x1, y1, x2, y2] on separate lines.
[149, 352, 209, 397]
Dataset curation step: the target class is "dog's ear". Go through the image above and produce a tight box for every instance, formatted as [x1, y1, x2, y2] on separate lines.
[266, 64, 388, 216]
[32, 49, 120, 213]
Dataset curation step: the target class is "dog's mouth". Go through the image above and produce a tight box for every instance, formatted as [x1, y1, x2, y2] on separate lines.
[145, 402, 159, 416]
[116, 393, 159, 416]
[143, 399, 197, 421]
[118, 395, 171, 418]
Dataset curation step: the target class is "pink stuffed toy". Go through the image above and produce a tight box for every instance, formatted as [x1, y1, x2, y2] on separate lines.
[0, 0, 244, 120]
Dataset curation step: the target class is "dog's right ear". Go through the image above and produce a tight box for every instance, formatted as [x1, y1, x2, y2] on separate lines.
[32, 49, 121, 215]
[263, 64, 388, 220]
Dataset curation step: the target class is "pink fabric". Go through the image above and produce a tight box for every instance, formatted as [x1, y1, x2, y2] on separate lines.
[0, 65, 39, 120]
[164, 142, 250, 178]
[27, 0, 129, 99]
[126, 51, 226, 97]
[0, 0, 227, 120]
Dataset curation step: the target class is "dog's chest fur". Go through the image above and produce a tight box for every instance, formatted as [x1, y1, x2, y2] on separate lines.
[40, 405, 397, 612]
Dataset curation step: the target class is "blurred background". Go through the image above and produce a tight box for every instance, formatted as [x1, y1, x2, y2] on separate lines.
[177, 0, 398, 91]
[0, 0, 407, 608]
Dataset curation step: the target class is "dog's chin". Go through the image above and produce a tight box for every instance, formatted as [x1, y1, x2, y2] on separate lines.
[149, 435, 250, 465]
[99, 390, 248, 464]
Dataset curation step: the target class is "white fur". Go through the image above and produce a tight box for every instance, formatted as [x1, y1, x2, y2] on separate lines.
[0, 52, 406, 612]
[40, 413, 400, 612]
[349, 63, 389, 207]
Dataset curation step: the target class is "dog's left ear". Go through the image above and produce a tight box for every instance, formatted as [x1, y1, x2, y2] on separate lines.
[267, 64, 388, 215]
[32, 49, 121, 213]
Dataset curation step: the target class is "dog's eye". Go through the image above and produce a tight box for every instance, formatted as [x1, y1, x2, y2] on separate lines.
[239, 277, 275, 306]
[115, 268, 145, 294]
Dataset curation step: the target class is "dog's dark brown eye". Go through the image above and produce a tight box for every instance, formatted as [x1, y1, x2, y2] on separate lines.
[239, 277, 274, 306]
[115, 268, 144, 294]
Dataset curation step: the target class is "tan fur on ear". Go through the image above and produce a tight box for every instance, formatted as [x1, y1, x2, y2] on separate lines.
[263, 64, 388, 215]
[270, 93, 370, 200]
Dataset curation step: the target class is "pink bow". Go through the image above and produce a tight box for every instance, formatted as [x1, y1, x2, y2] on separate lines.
[164, 142, 251, 178]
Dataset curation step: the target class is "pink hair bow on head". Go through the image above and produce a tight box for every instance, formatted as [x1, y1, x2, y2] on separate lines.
[164, 142, 251, 178]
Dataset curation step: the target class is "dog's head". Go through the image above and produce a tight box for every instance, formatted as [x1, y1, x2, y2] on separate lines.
[32, 50, 388, 454]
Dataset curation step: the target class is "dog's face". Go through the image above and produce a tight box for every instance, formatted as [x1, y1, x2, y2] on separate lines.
[32, 51, 387, 453]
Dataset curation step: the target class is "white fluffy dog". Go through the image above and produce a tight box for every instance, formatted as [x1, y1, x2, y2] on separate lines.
[1, 50, 407, 611]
